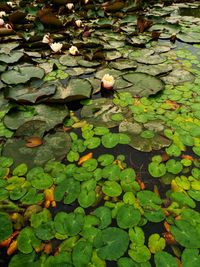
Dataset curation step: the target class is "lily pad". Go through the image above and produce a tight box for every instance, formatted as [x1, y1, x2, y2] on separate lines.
[1, 66, 45, 85]
[109, 59, 137, 70]
[161, 69, 195, 85]
[49, 79, 92, 102]
[154, 251, 178, 267]
[0, 212, 13, 242]
[116, 205, 141, 229]
[4, 104, 69, 131]
[2, 131, 71, 169]
[94, 227, 129, 260]
[0, 51, 24, 64]
[171, 220, 200, 248]
[122, 72, 164, 96]
[5, 80, 56, 103]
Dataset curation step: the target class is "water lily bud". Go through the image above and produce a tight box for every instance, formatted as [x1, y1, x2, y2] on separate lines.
[75, 19, 82, 27]
[42, 33, 52, 44]
[66, 3, 74, 10]
[84, 0, 89, 4]
[101, 74, 115, 90]
[0, 18, 4, 26]
[0, 11, 6, 18]
[69, 45, 79, 56]
[50, 42, 63, 53]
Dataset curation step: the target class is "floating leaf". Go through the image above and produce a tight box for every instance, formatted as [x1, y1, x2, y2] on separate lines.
[116, 204, 141, 229]
[171, 220, 200, 248]
[148, 234, 166, 254]
[122, 72, 164, 96]
[94, 227, 129, 260]
[1, 66, 44, 85]
[54, 212, 84, 236]
[0, 212, 13, 242]
[102, 181, 122, 197]
[72, 240, 93, 267]
[154, 251, 178, 267]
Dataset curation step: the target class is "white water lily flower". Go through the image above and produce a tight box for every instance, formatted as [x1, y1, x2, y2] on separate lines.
[101, 74, 115, 90]
[69, 45, 79, 56]
[75, 19, 82, 27]
[5, 23, 12, 30]
[42, 33, 51, 44]
[50, 42, 63, 53]
[0, 11, 6, 18]
[7, 2, 15, 7]
[0, 18, 4, 26]
[66, 3, 74, 10]
[84, 0, 89, 4]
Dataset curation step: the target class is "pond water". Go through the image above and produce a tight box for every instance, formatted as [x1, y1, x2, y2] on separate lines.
[1, 1, 200, 267]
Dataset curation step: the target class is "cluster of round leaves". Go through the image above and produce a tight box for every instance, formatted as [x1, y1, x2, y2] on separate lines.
[0, 149, 180, 267]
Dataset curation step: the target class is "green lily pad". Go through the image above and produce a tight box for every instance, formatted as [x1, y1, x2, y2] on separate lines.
[166, 159, 183, 175]
[17, 227, 41, 254]
[102, 181, 122, 197]
[34, 221, 55, 241]
[136, 63, 173, 76]
[148, 161, 166, 177]
[2, 131, 71, 169]
[109, 59, 137, 70]
[5, 80, 56, 103]
[54, 212, 84, 236]
[50, 78, 92, 102]
[116, 204, 141, 229]
[27, 167, 53, 190]
[0, 212, 13, 242]
[93, 206, 112, 229]
[161, 69, 195, 85]
[72, 240, 93, 267]
[136, 54, 166, 65]
[177, 31, 200, 43]
[122, 72, 164, 96]
[102, 133, 119, 148]
[128, 245, 151, 263]
[59, 55, 79, 67]
[1, 66, 44, 85]
[4, 104, 69, 131]
[171, 220, 200, 248]
[154, 251, 178, 267]
[182, 249, 200, 267]
[0, 51, 24, 64]
[94, 227, 129, 260]
[148, 234, 166, 254]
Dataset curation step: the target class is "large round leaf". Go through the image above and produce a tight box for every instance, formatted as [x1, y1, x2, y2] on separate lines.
[116, 205, 141, 229]
[1, 66, 44, 84]
[171, 220, 200, 248]
[94, 227, 129, 260]
[154, 251, 178, 267]
[5, 80, 56, 103]
[54, 212, 84, 236]
[122, 72, 164, 97]
[72, 240, 93, 267]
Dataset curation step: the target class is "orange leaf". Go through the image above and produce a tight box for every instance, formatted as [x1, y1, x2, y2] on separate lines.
[78, 152, 93, 165]
[25, 136, 43, 148]
[44, 242, 52, 254]
[181, 154, 194, 161]
[7, 240, 17, 255]
[164, 221, 171, 232]
[163, 232, 177, 245]
[44, 186, 56, 208]
[0, 231, 19, 248]
[165, 100, 180, 110]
